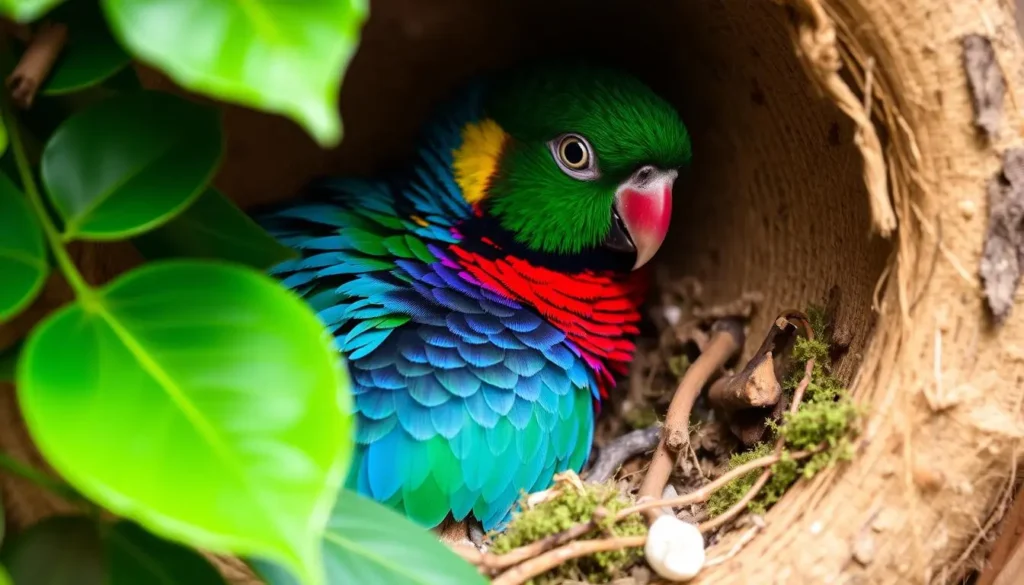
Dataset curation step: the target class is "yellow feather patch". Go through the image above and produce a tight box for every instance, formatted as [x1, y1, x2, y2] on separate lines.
[452, 118, 506, 205]
[410, 214, 429, 227]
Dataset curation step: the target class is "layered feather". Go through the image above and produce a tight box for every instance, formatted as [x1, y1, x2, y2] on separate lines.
[256, 77, 643, 529]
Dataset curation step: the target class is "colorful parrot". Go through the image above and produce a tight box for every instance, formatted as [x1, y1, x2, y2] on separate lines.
[255, 62, 691, 536]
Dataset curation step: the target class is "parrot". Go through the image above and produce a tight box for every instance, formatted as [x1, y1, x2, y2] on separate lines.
[254, 61, 692, 538]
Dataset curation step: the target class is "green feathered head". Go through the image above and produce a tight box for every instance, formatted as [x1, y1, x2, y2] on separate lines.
[453, 62, 691, 271]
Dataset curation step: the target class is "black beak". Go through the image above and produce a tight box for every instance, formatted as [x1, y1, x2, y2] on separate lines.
[602, 204, 636, 253]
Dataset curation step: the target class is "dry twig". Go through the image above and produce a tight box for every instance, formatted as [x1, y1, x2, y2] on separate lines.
[491, 535, 647, 585]
[701, 311, 816, 532]
[5, 20, 68, 109]
[707, 314, 801, 445]
[636, 319, 745, 521]
[585, 426, 661, 484]
[467, 446, 825, 578]
[468, 312, 821, 583]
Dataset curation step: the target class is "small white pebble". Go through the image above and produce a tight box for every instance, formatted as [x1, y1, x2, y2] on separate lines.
[663, 305, 682, 326]
[644, 515, 705, 582]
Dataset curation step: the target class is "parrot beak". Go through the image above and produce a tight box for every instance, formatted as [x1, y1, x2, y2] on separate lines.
[604, 166, 677, 270]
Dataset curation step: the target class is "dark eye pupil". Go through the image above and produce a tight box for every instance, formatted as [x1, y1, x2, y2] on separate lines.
[563, 141, 585, 166]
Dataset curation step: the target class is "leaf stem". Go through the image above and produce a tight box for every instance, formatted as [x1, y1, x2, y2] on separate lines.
[0, 66, 94, 304]
[0, 452, 84, 503]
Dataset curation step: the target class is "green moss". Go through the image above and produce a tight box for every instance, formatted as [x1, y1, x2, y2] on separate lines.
[668, 354, 691, 379]
[707, 304, 861, 519]
[491, 483, 647, 584]
[707, 443, 770, 516]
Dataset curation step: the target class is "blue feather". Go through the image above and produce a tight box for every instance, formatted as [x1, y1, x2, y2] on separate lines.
[507, 398, 534, 429]
[465, 391, 501, 428]
[424, 345, 466, 369]
[514, 373, 543, 401]
[464, 313, 503, 335]
[505, 349, 546, 377]
[434, 368, 481, 398]
[482, 384, 516, 416]
[430, 399, 466, 439]
[394, 392, 437, 441]
[407, 374, 453, 407]
[357, 390, 396, 420]
[456, 342, 505, 368]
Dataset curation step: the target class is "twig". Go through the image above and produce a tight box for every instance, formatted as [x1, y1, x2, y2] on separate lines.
[636, 319, 744, 521]
[584, 426, 660, 484]
[6, 20, 67, 109]
[707, 313, 803, 445]
[704, 522, 763, 567]
[619, 445, 822, 518]
[472, 313, 817, 578]
[700, 315, 817, 532]
[470, 445, 824, 580]
[490, 535, 646, 585]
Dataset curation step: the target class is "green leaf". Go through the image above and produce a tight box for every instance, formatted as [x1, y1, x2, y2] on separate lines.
[132, 188, 298, 271]
[251, 490, 489, 585]
[0, 172, 47, 323]
[106, 521, 228, 584]
[40, 90, 222, 241]
[1, 516, 227, 584]
[43, 0, 132, 95]
[17, 261, 353, 585]
[0, 0, 63, 22]
[99, 0, 367, 147]
[1, 516, 104, 585]
[0, 564, 11, 585]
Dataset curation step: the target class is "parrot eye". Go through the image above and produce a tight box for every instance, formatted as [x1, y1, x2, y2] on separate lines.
[550, 133, 599, 180]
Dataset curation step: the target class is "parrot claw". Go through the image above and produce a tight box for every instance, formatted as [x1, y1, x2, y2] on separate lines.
[437, 517, 489, 553]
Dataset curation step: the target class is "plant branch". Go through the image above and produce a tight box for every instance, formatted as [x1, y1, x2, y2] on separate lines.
[0, 452, 84, 503]
[584, 426, 660, 484]
[635, 318, 744, 521]
[0, 43, 94, 303]
[490, 535, 646, 585]
[620, 445, 821, 518]
[471, 445, 825, 580]
[6, 20, 67, 109]
[698, 318, 817, 532]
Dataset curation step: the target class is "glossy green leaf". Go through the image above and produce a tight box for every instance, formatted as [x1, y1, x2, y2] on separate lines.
[251, 490, 488, 585]
[99, 0, 367, 147]
[133, 188, 297, 270]
[0, 0, 63, 22]
[41, 90, 222, 241]
[18, 261, 353, 585]
[1, 516, 104, 585]
[0, 564, 11, 585]
[43, 0, 132, 95]
[1, 516, 227, 584]
[107, 521, 228, 584]
[0, 173, 47, 323]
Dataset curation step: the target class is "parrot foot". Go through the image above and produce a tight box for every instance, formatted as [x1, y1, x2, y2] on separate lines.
[436, 516, 488, 553]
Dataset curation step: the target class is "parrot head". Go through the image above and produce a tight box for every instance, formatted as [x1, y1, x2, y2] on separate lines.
[453, 62, 692, 273]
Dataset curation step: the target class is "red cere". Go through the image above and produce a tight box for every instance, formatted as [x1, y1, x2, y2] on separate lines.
[450, 243, 649, 401]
